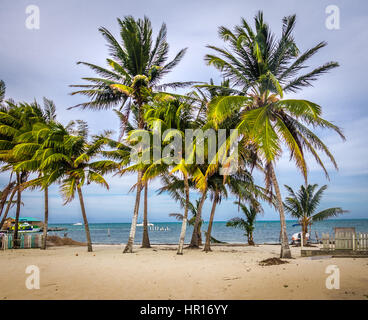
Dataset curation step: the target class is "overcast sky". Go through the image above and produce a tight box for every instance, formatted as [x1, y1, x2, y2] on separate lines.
[0, 0, 367, 223]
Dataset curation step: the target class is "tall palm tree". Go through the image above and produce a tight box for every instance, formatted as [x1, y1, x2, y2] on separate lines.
[70, 16, 190, 254]
[185, 79, 240, 248]
[0, 101, 46, 246]
[102, 107, 155, 250]
[205, 12, 345, 258]
[132, 97, 196, 254]
[13, 98, 58, 249]
[284, 184, 347, 245]
[24, 121, 114, 252]
[226, 202, 261, 245]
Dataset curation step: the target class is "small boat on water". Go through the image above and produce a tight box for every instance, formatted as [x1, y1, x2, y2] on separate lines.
[73, 222, 83, 226]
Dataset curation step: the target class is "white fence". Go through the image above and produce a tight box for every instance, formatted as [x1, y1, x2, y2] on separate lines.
[322, 232, 368, 251]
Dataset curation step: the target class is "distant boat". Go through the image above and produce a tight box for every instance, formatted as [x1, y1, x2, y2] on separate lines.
[137, 222, 154, 227]
[73, 222, 83, 226]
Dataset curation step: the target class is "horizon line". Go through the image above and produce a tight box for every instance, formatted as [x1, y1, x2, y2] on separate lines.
[48, 218, 368, 224]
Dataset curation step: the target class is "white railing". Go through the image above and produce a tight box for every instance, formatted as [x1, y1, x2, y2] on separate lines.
[322, 232, 368, 251]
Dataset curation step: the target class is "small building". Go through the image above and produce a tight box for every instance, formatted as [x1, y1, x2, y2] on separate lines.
[1, 217, 44, 230]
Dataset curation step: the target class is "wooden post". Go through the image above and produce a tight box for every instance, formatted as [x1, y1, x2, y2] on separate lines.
[300, 230, 304, 251]
[352, 233, 356, 251]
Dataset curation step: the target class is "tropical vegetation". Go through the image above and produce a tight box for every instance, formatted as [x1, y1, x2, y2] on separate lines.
[284, 184, 347, 245]
[0, 12, 345, 257]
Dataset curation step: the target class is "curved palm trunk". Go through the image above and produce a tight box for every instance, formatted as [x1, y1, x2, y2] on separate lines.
[77, 186, 92, 252]
[204, 190, 219, 252]
[123, 171, 143, 253]
[41, 187, 49, 250]
[177, 174, 190, 255]
[13, 173, 22, 249]
[141, 181, 151, 248]
[0, 186, 18, 230]
[189, 190, 207, 248]
[270, 163, 292, 258]
[0, 182, 15, 218]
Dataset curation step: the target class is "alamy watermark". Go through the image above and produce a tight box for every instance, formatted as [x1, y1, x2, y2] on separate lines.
[25, 265, 40, 290]
[325, 265, 340, 289]
[25, 5, 40, 30]
[325, 5, 340, 30]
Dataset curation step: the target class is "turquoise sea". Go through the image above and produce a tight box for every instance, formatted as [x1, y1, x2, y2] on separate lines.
[48, 219, 368, 245]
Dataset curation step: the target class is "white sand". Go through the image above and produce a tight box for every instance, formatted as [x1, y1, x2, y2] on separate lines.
[0, 244, 367, 300]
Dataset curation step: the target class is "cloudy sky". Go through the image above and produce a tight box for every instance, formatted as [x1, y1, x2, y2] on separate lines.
[0, 0, 367, 223]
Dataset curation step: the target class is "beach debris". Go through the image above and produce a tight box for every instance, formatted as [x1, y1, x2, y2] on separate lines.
[46, 235, 86, 247]
[283, 284, 289, 288]
[259, 258, 289, 266]
[75, 253, 78, 256]
[223, 276, 240, 281]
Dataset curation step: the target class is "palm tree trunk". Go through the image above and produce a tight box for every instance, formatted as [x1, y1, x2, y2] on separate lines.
[0, 186, 18, 230]
[204, 190, 219, 252]
[248, 232, 255, 246]
[13, 173, 21, 249]
[189, 190, 207, 248]
[302, 222, 308, 246]
[141, 180, 151, 248]
[0, 181, 14, 218]
[269, 163, 292, 258]
[77, 186, 92, 252]
[123, 171, 143, 253]
[41, 187, 48, 250]
[177, 174, 190, 255]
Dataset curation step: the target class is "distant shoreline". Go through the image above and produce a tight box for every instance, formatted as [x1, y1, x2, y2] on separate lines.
[48, 218, 368, 224]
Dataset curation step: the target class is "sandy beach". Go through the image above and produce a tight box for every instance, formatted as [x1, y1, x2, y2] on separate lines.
[0, 244, 367, 300]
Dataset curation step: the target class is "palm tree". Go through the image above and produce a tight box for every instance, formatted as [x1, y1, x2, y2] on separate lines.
[202, 172, 228, 252]
[284, 184, 347, 245]
[130, 97, 196, 254]
[205, 12, 345, 258]
[226, 202, 261, 245]
[185, 79, 240, 248]
[0, 101, 46, 246]
[159, 173, 206, 247]
[2, 98, 59, 250]
[102, 108, 154, 249]
[13, 98, 58, 249]
[70, 16, 190, 254]
[28, 121, 114, 252]
[168, 197, 229, 245]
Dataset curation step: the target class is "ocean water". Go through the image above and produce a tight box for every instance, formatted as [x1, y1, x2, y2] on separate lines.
[48, 219, 368, 245]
